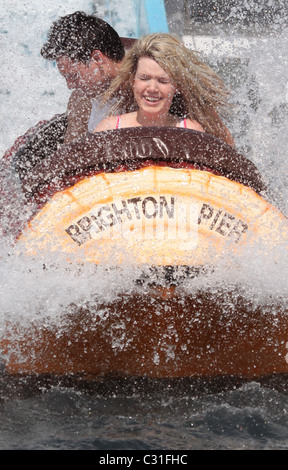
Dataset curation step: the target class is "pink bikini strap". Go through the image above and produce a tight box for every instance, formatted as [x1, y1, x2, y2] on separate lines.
[116, 116, 120, 129]
[183, 118, 187, 128]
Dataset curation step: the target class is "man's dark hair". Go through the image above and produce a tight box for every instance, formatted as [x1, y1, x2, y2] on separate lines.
[41, 11, 125, 63]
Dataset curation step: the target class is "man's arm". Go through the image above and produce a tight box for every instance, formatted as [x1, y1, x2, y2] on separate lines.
[64, 89, 92, 143]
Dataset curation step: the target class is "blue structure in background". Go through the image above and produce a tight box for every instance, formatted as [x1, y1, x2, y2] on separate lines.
[105, 0, 169, 37]
[136, 0, 169, 36]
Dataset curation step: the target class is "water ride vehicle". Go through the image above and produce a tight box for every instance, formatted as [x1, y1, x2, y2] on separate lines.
[1, 123, 287, 384]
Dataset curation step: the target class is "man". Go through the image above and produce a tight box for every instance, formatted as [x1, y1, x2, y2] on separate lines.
[0, 13, 127, 239]
[41, 11, 125, 142]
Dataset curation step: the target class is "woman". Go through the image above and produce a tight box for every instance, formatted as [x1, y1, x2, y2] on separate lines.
[94, 33, 234, 146]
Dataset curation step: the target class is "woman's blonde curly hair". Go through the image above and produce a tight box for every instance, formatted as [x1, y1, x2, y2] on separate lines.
[101, 33, 232, 142]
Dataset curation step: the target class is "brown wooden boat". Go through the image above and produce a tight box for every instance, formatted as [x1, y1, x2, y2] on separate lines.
[1, 127, 287, 382]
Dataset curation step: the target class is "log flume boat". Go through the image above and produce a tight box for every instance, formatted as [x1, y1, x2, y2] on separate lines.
[1, 124, 287, 393]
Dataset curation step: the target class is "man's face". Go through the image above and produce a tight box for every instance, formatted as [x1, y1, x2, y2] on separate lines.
[56, 55, 106, 95]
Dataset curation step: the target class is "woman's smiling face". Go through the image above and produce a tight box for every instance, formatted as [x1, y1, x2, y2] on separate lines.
[133, 56, 176, 118]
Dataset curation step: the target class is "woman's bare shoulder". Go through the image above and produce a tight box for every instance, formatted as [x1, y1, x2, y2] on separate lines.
[184, 118, 205, 132]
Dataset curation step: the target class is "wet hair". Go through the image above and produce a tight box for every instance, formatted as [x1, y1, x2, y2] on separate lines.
[101, 33, 233, 143]
[41, 11, 125, 63]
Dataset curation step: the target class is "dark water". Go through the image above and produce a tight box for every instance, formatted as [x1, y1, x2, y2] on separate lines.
[1, 374, 288, 450]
